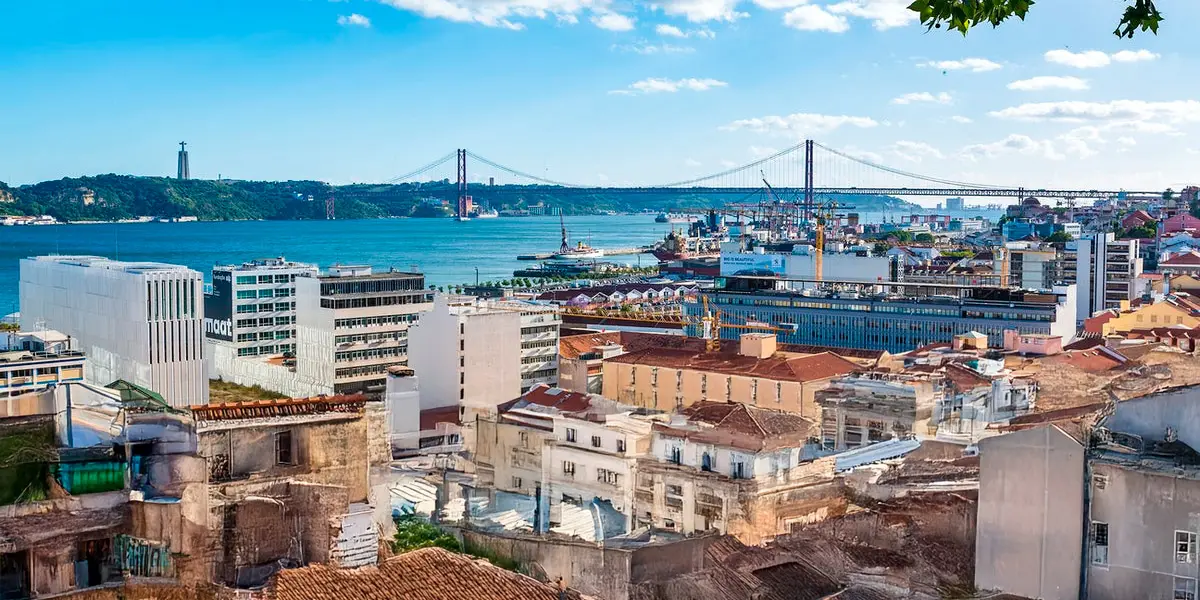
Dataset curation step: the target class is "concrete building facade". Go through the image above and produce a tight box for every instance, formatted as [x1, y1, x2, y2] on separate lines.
[815, 373, 941, 451]
[1064, 233, 1143, 322]
[407, 294, 524, 420]
[295, 266, 432, 395]
[975, 425, 1085, 600]
[19, 255, 208, 407]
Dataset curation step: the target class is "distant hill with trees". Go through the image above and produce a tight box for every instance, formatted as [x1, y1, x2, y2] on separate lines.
[0, 174, 922, 222]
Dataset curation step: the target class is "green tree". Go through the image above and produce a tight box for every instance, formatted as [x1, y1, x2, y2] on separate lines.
[914, 232, 935, 243]
[391, 516, 461, 554]
[1122, 224, 1157, 239]
[1045, 231, 1074, 243]
[873, 242, 890, 255]
[909, 0, 1163, 38]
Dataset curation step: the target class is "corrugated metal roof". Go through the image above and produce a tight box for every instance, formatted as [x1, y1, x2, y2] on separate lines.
[834, 438, 922, 472]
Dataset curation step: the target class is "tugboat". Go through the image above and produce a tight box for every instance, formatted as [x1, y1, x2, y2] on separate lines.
[552, 213, 604, 259]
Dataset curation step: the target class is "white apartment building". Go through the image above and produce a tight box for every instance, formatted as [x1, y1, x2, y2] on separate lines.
[544, 410, 654, 531]
[295, 265, 432, 395]
[19, 255, 208, 407]
[1064, 233, 1143, 322]
[0, 330, 85, 400]
[407, 295, 523, 420]
[490, 300, 561, 392]
[204, 257, 318, 358]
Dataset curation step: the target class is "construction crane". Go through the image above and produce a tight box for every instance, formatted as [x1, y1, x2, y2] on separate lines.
[812, 200, 843, 282]
[697, 296, 798, 352]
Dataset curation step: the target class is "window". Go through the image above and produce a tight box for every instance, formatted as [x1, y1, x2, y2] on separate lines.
[1093, 474, 1108, 490]
[1177, 577, 1197, 600]
[236, 290, 257, 300]
[258, 289, 274, 298]
[236, 276, 256, 285]
[732, 462, 746, 479]
[566, 428, 577, 443]
[596, 468, 620, 486]
[1178, 531, 1197, 564]
[563, 461, 575, 476]
[511, 476, 523, 489]
[616, 439, 626, 453]
[666, 484, 683, 497]
[591, 435, 601, 448]
[519, 431, 529, 448]
[275, 430, 293, 465]
[669, 446, 682, 464]
[258, 275, 273, 284]
[725, 377, 732, 400]
[1091, 522, 1109, 565]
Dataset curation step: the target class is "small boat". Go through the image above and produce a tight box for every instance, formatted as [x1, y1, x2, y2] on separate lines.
[455, 215, 471, 222]
[474, 208, 499, 219]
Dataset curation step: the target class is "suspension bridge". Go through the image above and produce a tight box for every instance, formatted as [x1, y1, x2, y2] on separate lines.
[378, 140, 1154, 201]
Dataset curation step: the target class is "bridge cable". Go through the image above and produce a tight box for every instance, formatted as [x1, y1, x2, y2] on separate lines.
[813, 142, 1009, 190]
[383, 151, 459, 184]
[464, 151, 584, 188]
[648, 142, 808, 188]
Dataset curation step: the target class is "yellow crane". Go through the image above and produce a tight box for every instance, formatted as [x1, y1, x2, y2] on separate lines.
[697, 296, 798, 352]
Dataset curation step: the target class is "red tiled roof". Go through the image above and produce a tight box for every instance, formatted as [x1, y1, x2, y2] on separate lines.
[943, 362, 992, 392]
[605, 349, 860, 384]
[419, 406, 460, 431]
[1063, 337, 1105, 351]
[1127, 326, 1200, 340]
[1163, 251, 1200, 266]
[503, 383, 593, 413]
[1083, 310, 1119, 335]
[1047, 349, 1124, 373]
[654, 401, 816, 451]
[270, 547, 577, 600]
[558, 331, 622, 359]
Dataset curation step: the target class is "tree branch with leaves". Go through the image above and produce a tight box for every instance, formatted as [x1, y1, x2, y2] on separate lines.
[908, 0, 1163, 38]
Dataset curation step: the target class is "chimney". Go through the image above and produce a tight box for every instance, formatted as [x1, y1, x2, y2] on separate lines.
[739, 333, 776, 359]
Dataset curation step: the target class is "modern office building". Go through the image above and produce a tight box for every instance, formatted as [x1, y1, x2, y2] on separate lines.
[1063, 233, 1142, 322]
[295, 265, 433, 395]
[204, 257, 319, 358]
[686, 276, 1077, 354]
[19, 255, 208, 406]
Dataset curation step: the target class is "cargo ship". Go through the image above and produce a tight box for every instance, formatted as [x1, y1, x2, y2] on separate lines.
[655, 212, 694, 224]
[651, 229, 721, 261]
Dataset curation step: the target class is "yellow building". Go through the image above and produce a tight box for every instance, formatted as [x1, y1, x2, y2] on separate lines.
[600, 334, 861, 420]
[1085, 296, 1200, 337]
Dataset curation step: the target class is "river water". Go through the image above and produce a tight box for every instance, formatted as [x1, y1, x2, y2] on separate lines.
[0, 210, 1002, 315]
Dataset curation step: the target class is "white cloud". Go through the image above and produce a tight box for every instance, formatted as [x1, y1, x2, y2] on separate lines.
[748, 145, 779, 158]
[720, 159, 737, 168]
[655, 23, 687, 36]
[1117, 136, 1137, 146]
[337, 13, 372, 27]
[891, 91, 952, 105]
[891, 140, 943, 162]
[989, 100, 1200, 125]
[1006, 76, 1089, 92]
[782, 5, 849, 32]
[1044, 48, 1161, 69]
[721, 112, 879, 137]
[654, 23, 717, 37]
[1111, 49, 1160, 63]
[962, 134, 1064, 161]
[592, 10, 635, 30]
[825, 0, 916, 30]
[379, 0, 640, 30]
[684, 158, 703, 167]
[613, 77, 728, 95]
[653, 0, 748, 23]
[612, 41, 695, 54]
[950, 115, 973, 124]
[919, 58, 1002, 73]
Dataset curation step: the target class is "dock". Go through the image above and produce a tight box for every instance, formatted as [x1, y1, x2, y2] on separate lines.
[517, 247, 650, 261]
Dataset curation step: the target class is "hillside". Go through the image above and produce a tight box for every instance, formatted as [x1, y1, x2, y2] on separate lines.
[0, 175, 922, 221]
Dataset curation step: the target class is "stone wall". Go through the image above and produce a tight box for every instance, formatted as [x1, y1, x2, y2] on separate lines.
[459, 529, 717, 600]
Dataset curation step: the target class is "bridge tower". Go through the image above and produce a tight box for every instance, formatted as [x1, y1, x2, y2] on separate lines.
[456, 149, 473, 219]
[804, 139, 814, 217]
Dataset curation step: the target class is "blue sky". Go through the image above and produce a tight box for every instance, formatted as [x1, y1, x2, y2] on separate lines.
[3, 0, 1199, 201]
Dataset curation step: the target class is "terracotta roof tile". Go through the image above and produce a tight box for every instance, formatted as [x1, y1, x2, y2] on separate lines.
[605, 349, 860, 384]
[1047, 349, 1124, 373]
[1163, 251, 1200, 266]
[654, 401, 816, 451]
[271, 547, 578, 600]
[558, 331, 622, 359]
